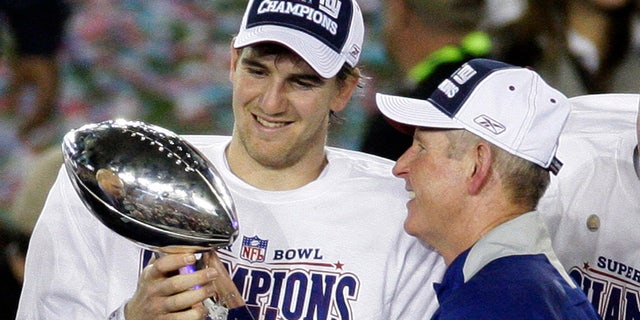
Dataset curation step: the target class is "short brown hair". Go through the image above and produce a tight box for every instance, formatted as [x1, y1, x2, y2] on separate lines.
[445, 129, 550, 209]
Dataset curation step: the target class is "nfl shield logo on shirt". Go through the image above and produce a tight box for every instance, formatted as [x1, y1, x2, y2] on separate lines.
[241, 235, 269, 263]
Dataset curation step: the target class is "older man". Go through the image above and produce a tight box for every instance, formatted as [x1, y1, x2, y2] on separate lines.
[375, 58, 600, 319]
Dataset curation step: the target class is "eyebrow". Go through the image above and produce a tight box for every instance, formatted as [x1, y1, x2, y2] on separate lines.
[292, 72, 326, 86]
[239, 56, 265, 70]
[240, 56, 327, 86]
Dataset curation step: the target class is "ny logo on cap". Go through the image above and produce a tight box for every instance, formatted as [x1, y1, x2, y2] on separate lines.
[452, 64, 478, 86]
[438, 64, 479, 98]
[319, 0, 342, 18]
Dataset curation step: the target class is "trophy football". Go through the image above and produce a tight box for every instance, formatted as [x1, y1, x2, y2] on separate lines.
[62, 119, 239, 318]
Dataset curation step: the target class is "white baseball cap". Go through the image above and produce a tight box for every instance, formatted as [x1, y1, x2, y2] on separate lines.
[234, 0, 364, 79]
[376, 58, 570, 174]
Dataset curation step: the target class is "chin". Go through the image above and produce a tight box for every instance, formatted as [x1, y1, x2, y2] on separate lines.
[403, 219, 419, 238]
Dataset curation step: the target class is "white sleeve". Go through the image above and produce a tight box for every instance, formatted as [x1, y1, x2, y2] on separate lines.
[537, 175, 565, 241]
[386, 231, 446, 319]
[16, 166, 118, 319]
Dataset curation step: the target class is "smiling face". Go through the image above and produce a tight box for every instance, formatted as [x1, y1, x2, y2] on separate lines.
[227, 44, 356, 186]
[392, 128, 469, 247]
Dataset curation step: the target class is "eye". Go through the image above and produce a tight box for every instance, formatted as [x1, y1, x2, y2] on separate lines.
[288, 72, 325, 90]
[244, 65, 267, 78]
[405, 143, 425, 158]
[291, 77, 323, 90]
[414, 142, 427, 153]
[293, 80, 315, 90]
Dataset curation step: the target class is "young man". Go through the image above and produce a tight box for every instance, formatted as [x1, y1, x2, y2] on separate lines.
[537, 93, 640, 319]
[375, 58, 600, 319]
[16, 0, 445, 319]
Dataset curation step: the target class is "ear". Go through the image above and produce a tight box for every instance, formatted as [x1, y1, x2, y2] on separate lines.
[229, 41, 239, 82]
[330, 70, 359, 113]
[468, 141, 493, 195]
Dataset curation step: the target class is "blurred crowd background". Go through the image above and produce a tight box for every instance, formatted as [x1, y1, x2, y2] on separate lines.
[0, 0, 639, 317]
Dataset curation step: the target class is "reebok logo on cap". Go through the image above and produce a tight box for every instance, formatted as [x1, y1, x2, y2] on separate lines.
[474, 115, 506, 135]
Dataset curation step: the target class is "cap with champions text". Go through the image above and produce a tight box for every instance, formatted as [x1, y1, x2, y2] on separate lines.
[376, 58, 571, 174]
[234, 0, 364, 78]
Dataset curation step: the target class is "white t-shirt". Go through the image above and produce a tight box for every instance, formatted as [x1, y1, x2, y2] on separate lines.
[17, 136, 445, 320]
[538, 93, 640, 319]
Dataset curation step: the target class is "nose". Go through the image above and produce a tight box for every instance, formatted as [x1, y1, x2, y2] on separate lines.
[259, 82, 286, 114]
[392, 148, 411, 178]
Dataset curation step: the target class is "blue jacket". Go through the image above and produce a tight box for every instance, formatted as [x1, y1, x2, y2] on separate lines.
[432, 212, 600, 320]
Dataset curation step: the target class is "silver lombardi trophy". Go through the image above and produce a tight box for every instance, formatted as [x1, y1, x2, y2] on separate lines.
[62, 119, 239, 318]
